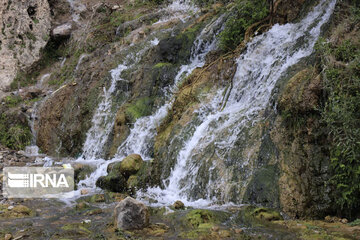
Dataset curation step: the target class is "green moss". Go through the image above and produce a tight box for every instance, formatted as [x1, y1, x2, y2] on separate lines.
[3, 95, 22, 107]
[61, 223, 92, 235]
[185, 209, 215, 228]
[153, 62, 172, 68]
[125, 97, 153, 122]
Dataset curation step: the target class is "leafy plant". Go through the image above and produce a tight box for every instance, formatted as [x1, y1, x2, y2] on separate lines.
[219, 0, 269, 51]
[317, 36, 360, 215]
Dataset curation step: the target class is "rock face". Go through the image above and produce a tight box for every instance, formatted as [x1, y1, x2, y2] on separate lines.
[0, 0, 51, 89]
[114, 197, 149, 230]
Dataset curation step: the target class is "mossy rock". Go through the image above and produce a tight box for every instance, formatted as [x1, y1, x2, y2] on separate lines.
[60, 223, 92, 237]
[127, 175, 138, 189]
[73, 163, 95, 184]
[125, 97, 154, 123]
[0, 204, 34, 219]
[120, 154, 144, 177]
[185, 209, 216, 228]
[241, 206, 283, 222]
[96, 172, 128, 193]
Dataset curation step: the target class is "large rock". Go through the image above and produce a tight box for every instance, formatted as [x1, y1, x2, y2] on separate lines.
[0, 0, 51, 89]
[119, 154, 144, 177]
[95, 173, 127, 193]
[52, 22, 73, 38]
[114, 197, 149, 230]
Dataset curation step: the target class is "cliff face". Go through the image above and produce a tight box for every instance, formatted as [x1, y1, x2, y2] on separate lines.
[0, 0, 51, 90]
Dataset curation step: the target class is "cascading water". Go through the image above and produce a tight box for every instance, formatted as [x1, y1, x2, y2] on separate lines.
[143, 0, 336, 206]
[75, 11, 227, 194]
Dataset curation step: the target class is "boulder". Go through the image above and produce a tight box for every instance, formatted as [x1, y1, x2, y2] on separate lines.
[120, 154, 144, 177]
[95, 173, 127, 193]
[173, 200, 185, 210]
[114, 197, 149, 230]
[52, 22, 73, 37]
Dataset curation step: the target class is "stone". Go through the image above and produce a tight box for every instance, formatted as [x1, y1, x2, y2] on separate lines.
[76, 202, 89, 210]
[173, 200, 185, 210]
[52, 22, 73, 37]
[80, 189, 89, 195]
[341, 218, 348, 224]
[120, 154, 144, 177]
[4, 234, 12, 240]
[95, 173, 127, 193]
[114, 197, 149, 230]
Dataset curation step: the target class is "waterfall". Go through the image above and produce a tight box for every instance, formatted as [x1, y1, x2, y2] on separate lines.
[75, 12, 227, 193]
[143, 0, 336, 206]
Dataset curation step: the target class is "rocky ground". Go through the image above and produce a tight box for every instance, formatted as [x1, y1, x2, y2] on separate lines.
[0, 149, 359, 240]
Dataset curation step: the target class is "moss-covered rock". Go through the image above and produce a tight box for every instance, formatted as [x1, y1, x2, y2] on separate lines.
[96, 173, 128, 193]
[0, 204, 34, 219]
[120, 154, 144, 177]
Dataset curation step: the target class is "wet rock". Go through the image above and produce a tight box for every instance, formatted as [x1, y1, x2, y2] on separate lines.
[127, 175, 138, 189]
[158, 37, 183, 63]
[119, 154, 144, 178]
[96, 172, 127, 193]
[243, 206, 283, 222]
[76, 202, 89, 210]
[114, 197, 149, 230]
[172, 200, 185, 210]
[74, 163, 95, 184]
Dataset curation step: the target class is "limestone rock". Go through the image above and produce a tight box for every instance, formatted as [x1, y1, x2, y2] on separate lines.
[0, 0, 51, 89]
[114, 197, 149, 230]
[52, 22, 73, 37]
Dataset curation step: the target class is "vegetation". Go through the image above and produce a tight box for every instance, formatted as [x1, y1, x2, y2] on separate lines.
[125, 97, 154, 122]
[0, 113, 32, 150]
[316, 20, 360, 216]
[219, 0, 269, 51]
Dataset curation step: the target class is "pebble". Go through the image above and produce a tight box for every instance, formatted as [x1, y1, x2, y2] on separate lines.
[7, 206, 14, 210]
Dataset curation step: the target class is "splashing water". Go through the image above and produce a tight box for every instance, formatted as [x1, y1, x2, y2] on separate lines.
[143, 0, 336, 206]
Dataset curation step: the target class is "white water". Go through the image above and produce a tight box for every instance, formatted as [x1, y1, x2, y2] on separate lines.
[66, 0, 86, 23]
[74, 11, 227, 195]
[143, 0, 337, 205]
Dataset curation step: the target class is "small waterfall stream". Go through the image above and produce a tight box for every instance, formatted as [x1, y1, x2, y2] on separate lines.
[75, 10, 227, 193]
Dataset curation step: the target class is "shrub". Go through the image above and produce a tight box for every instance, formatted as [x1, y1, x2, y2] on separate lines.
[219, 0, 269, 51]
[317, 36, 360, 216]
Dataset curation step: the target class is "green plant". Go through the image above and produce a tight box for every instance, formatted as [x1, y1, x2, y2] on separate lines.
[317, 37, 360, 215]
[3, 95, 22, 107]
[219, 0, 269, 51]
[0, 114, 32, 150]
